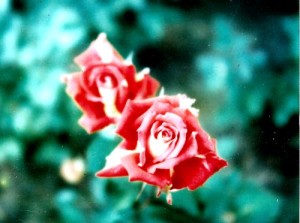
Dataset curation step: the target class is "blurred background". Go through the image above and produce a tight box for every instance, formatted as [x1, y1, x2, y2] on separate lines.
[0, 0, 298, 222]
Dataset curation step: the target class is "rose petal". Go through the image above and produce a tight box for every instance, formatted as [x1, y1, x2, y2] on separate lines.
[152, 112, 187, 162]
[147, 131, 199, 173]
[116, 98, 184, 164]
[115, 64, 136, 111]
[64, 72, 81, 95]
[64, 72, 107, 122]
[121, 153, 170, 188]
[178, 94, 199, 117]
[79, 114, 113, 134]
[173, 107, 217, 154]
[171, 154, 228, 190]
[133, 68, 160, 99]
[96, 164, 127, 177]
[116, 99, 153, 143]
[81, 64, 124, 98]
[74, 33, 123, 68]
[137, 101, 183, 166]
[96, 147, 136, 177]
[148, 122, 174, 159]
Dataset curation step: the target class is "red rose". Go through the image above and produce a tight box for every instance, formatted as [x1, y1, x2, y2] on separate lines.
[96, 95, 227, 204]
[62, 33, 160, 133]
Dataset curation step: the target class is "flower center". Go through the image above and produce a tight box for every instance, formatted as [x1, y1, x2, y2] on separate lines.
[148, 123, 175, 158]
[146, 112, 187, 163]
[157, 129, 172, 142]
[100, 73, 118, 88]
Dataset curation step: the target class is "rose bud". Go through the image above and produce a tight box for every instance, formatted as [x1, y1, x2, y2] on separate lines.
[61, 33, 160, 133]
[96, 95, 228, 204]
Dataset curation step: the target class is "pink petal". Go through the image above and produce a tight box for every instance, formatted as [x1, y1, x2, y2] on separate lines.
[137, 101, 180, 166]
[79, 114, 113, 134]
[179, 109, 217, 154]
[115, 64, 136, 111]
[147, 131, 199, 173]
[121, 153, 170, 188]
[116, 100, 152, 142]
[171, 154, 228, 190]
[64, 72, 83, 97]
[64, 72, 107, 120]
[74, 33, 123, 68]
[96, 164, 128, 177]
[152, 112, 187, 162]
[133, 71, 160, 99]
[96, 147, 138, 177]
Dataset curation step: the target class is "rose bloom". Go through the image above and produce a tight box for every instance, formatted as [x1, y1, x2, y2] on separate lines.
[96, 95, 227, 204]
[62, 33, 159, 133]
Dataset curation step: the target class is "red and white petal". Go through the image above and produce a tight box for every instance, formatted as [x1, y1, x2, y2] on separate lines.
[96, 164, 127, 177]
[74, 33, 123, 69]
[78, 114, 113, 134]
[116, 99, 153, 142]
[64, 72, 83, 97]
[121, 153, 170, 188]
[171, 154, 227, 190]
[96, 147, 138, 177]
[147, 131, 199, 173]
[133, 68, 160, 99]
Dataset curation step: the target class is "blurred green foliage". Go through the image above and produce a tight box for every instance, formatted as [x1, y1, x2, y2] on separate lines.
[0, 0, 298, 222]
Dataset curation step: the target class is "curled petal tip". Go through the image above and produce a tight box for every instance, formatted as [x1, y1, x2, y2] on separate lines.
[99, 32, 107, 40]
[142, 67, 150, 74]
[78, 118, 93, 134]
[95, 171, 101, 177]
